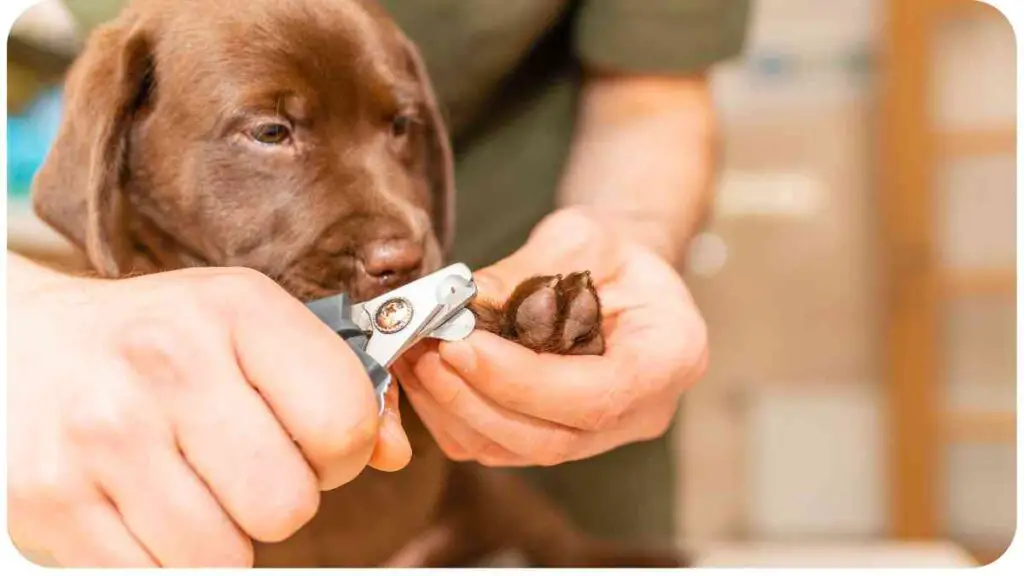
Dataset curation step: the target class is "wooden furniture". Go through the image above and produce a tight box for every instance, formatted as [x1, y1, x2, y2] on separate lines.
[879, 0, 1016, 564]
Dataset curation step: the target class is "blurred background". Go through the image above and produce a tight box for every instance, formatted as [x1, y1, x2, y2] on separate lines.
[6, 0, 1016, 568]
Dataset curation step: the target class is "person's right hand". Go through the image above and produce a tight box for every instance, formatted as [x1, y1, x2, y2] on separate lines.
[7, 257, 410, 567]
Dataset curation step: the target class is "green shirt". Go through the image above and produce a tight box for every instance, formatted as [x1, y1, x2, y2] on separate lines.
[61, 0, 750, 543]
[379, 0, 750, 267]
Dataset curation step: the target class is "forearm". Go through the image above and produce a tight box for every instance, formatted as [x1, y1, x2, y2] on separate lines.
[556, 73, 719, 266]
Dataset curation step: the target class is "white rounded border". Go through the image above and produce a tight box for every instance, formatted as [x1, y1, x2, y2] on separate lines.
[1, 0, 1021, 574]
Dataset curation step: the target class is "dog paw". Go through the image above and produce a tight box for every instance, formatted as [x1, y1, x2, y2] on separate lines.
[469, 271, 604, 355]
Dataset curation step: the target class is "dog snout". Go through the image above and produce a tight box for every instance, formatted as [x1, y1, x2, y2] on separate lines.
[358, 239, 424, 284]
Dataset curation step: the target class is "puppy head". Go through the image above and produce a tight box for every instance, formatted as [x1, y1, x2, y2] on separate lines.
[32, 0, 454, 301]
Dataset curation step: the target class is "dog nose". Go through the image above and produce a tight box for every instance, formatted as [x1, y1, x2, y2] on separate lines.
[359, 239, 424, 282]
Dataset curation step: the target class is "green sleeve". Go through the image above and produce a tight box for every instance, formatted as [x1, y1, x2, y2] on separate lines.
[574, 0, 751, 74]
[62, 0, 128, 34]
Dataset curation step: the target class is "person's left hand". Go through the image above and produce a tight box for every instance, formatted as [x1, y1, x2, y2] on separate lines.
[392, 207, 709, 467]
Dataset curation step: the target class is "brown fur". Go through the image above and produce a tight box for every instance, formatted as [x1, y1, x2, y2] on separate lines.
[31, 0, 681, 567]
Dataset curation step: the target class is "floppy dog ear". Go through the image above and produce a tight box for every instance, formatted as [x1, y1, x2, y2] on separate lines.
[400, 36, 456, 257]
[31, 14, 154, 278]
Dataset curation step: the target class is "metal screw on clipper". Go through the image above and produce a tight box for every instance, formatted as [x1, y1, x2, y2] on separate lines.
[304, 263, 478, 413]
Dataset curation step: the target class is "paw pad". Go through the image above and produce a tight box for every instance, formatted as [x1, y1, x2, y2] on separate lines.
[499, 271, 604, 355]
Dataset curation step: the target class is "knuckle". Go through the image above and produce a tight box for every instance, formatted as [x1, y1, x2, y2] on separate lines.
[10, 462, 78, 515]
[308, 414, 378, 489]
[219, 268, 279, 300]
[253, 482, 320, 543]
[195, 268, 279, 314]
[65, 390, 148, 450]
[580, 391, 627, 432]
[689, 345, 710, 384]
[446, 449, 473, 462]
[640, 410, 676, 442]
[678, 318, 710, 380]
[319, 413, 379, 461]
[119, 312, 186, 353]
[669, 335, 710, 394]
[435, 384, 463, 409]
[535, 431, 579, 467]
[440, 439, 472, 461]
[477, 440, 507, 463]
[215, 535, 255, 568]
[116, 318, 193, 386]
[458, 430, 501, 462]
[477, 452, 507, 468]
[535, 448, 565, 467]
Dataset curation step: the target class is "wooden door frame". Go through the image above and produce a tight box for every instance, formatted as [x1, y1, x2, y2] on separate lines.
[880, 0, 1015, 547]
[879, 0, 943, 541]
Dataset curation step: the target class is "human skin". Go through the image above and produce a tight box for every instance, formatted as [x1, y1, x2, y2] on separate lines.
[6, 254, 410, 567]
[396, 73, 717, 466]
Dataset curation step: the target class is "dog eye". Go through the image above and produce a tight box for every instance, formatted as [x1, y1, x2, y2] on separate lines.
[391, 115, 413, 138]
[249, 123, 291, 145]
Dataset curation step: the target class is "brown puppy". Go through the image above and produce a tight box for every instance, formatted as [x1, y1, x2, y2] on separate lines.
[32, 0, 680, 567]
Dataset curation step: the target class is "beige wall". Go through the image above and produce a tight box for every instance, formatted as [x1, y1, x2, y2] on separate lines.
[677, 0, 1016, 557]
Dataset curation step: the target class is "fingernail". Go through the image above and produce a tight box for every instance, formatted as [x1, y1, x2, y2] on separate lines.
[371, 408, 412, 472]
[439, 340, 477, 375]
[384, 382, 402, 419]
[382, 409, 409, 448]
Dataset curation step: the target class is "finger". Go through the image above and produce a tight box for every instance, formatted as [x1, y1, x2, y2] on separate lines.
[401, 380, 527, 466]
[406, 349, 573, 465]
[164, 354, 321, 544]
[416, 383, 678, 466]
[400, 383, 473, 461]
[46, 498, 158, 568]
[392, 359, 469, 460]
[392, 360, 479, 462]
[437, 331, 637, 431]
[87, 434, 254, 567]
[225, 273, 380, 486]
[405, 387, 528, 467]
[368, 384, 412, 472]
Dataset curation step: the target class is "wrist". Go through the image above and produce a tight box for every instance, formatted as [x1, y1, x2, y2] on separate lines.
[607, 217, 682, 264]
[560, 207, 686, 266]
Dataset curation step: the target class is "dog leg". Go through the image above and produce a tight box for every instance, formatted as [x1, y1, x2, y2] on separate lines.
[382, 515, 487, 568]
[469, 271, 604, 356]
[433, 464, 689, 568]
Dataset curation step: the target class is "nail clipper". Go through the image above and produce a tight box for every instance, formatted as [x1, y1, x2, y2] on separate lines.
[304, 263, 478, 413]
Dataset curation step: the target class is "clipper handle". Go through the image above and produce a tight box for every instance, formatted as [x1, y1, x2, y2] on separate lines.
[305, 294, 391, 411]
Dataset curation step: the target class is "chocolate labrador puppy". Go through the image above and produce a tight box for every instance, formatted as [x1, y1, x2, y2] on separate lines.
[32, 0, 683, 567]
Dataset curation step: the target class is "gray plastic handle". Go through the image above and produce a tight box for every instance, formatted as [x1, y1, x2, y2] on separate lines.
[305, 294, 391, 410]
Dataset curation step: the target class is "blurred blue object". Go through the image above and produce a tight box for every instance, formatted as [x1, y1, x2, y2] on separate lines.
[749, 51, 795, 81]
[7, 88, 64, 199]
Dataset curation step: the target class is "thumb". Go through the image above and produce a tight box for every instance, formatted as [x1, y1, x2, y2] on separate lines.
[473, 208, 625, 303]
[367, 383, 412, 473]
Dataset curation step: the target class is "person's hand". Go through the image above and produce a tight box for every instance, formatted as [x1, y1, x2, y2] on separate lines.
[393, 207, 708, 466]
[7, 257, 410, 567]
